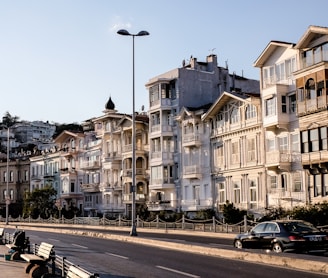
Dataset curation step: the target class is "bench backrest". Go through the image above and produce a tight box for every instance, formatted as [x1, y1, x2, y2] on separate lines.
[67, 265, 94, 278]
[12, 231, 25, 247]
[36, 242, 54, 259]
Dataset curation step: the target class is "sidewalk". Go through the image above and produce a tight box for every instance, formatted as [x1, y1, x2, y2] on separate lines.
[0, 244, 29, 278]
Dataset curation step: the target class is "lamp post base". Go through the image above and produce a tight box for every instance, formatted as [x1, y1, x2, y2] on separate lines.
[130, 226, 138, 236]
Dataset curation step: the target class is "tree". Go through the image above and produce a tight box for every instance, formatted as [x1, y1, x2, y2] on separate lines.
[2, 111, 19, 127]
[23, 186, 57, 218]
[223, 201, 247, 224]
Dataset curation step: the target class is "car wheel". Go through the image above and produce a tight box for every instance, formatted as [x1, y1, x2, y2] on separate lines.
[234, 239, 243, 249]
[272, 243, 283, 253]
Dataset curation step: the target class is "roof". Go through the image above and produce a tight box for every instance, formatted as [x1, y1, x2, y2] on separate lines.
[202, 91, 255, 121]
[295, 25, 328, 49]
[254, 41, 295, 67]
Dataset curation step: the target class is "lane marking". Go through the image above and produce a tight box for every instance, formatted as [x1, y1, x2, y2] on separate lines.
[48, 238, 60, 242]
[157, 265, 200, 278]
[105, 252, 129, 260]
[71, 244, 88, 249]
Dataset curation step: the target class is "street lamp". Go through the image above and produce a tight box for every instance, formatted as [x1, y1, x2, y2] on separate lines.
[5, 128, 10, 225]
[117, 29, 149, 236]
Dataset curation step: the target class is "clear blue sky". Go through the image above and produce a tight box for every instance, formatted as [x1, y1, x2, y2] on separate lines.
[1, 0, 328, 124]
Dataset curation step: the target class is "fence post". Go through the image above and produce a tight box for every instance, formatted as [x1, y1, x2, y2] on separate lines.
[182, 215, 185, 230]
[136, 215, 139, 227]
[156, 215, 159, 228]
[119, 215, 121, 227]
[244, 215, 247, 232]
[212, 216, 216, 233]
[61, 257, 66, 278]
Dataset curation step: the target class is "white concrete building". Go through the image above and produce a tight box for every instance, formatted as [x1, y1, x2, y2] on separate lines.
[202, 91, 265, 216]
[145, 54, 260, 213]
[254, 41, 307, 210]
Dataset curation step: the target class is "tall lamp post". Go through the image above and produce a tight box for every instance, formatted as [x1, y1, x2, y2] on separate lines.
[117, 29, 149, 236]
[5, 128, 10, 225]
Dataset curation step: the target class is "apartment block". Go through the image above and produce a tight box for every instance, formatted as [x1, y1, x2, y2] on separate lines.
[145, 54, 260, 213]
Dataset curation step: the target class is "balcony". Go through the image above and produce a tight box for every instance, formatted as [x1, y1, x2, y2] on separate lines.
[150, 124, 173, 136]
[80, 161, 101, 170]
[149, 178, 175, 190]
[182, 133, 201, 147]
[122, 168, 146, 178]
[149, 98, 172, 110]
[80, 183, 100, 193]
[147, 200, 175, 211]
[123, 193, 146, 204]
[183, 165, 202, 179]
[297, 95, 328, 116]
[181, 198, 213, 211]
[302, 150, 328, 165]
[266, 151, 301, 171]
[104, 151, 121, 162]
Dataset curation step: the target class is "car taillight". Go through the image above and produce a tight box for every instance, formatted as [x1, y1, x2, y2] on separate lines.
[289, 235, 305, 241]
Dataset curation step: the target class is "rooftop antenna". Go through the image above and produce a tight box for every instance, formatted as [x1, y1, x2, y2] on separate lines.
[225, 60, 229, 69]
[208, 48, 216, 55]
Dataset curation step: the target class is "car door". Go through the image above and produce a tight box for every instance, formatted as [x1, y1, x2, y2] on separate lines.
[260, 222, 278, 249]
[245, 223, 267, 249]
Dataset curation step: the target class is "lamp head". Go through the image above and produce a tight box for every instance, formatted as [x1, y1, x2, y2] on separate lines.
[137, 31, 150, 36]
[117, 29, 131, 36]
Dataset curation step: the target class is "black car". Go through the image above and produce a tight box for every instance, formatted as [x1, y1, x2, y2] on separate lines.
[233, 220, 328, 253]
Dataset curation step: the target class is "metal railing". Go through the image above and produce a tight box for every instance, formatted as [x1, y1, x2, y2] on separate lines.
[0, 215, 253, 234]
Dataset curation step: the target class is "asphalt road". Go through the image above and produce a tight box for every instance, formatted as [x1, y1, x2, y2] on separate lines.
[14, 228, 328, 278]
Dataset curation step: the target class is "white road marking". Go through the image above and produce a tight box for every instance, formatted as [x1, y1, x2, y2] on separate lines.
[157, 265, 200, 278]
[105, 252, 129, 259]
[71, 244, 88, 249]
[48, 238, 60, 242]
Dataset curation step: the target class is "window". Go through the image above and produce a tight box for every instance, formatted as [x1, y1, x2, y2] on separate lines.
[323, 43, 328, 61]
[230, 106, 239, 124]
[218, 183, 225, 204]
[231, 141, 239, 164]
[289, 94, 296, 113]
[305, 79, 316, 99]
[245, 104, 256, 120]
[265, 97, 276, 116]
[317, 81, 324, 97]
[314, 174, 322, 197]
[270, 176, 277, 189]
[281, 96, 287, 113]
[301, 131, 309, 153]
[249, 180, 257, 202]
[10, 171, 14, 182]
[247, 138, 255, 161]
[320, 127, 327, 150]
[297, 88, 304, 101]
[233, 182, 241, 204]
[324, 174, 328, 196]
[267, 138, 275, 151]
[291, 134, 299, 152]
[275, 62, 285, 81]
[279, 136, 288, 152]
[310, 129, 319, 151]
[292, 172, 302, 192]
[281, 174, 287, 190]
[286, 57, 296, 78]
[70, 182, 75, 193]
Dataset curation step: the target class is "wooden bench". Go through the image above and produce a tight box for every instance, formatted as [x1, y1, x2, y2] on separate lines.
[20, 242, 54, 278]
[5, 230, 29, 260]
[67, 265, 99, 278]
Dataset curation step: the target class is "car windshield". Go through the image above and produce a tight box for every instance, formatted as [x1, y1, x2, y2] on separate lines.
[282, 221, 319, 233]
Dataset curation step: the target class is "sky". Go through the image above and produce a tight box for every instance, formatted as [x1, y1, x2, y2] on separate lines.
[1, 0, 328, 124]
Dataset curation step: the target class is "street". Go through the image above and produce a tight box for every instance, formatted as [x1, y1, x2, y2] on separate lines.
[18, 229, 327, 278]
